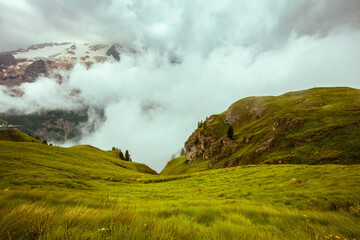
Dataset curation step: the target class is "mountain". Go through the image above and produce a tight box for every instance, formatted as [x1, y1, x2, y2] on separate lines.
[0, 42, 110, 87]
[0, 42, 185, 143]
[161, 87, 360, 175]
[0, 109, 95, 142]
[0, 42, 127, 141]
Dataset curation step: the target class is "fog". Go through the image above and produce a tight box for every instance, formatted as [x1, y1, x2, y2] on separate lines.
[1, 1, 360, 171]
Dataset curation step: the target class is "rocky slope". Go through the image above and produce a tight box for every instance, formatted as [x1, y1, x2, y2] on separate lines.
[0, 42, 121, 87]
[162, 87, 360, 175]
[0, 109, 98, 142]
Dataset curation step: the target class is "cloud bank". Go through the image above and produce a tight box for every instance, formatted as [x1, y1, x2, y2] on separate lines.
[1, 0, 360, 171]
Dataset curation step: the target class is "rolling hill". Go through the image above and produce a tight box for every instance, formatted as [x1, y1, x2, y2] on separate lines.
[0, 129, 157, 192]
[162, 87, 360, 175]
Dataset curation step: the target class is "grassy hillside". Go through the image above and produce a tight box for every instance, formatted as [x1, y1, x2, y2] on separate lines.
[163, 87, 360, 175]
[0, 130, 360, 239]
[0, 129, 41, 143]
[0, 130, 157, 191]
[160, 156, 205, 175]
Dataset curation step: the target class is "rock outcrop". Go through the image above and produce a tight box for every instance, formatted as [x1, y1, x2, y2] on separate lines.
[106, 44, 120, 61]
[22, 60, 52, 83]
[0, 54, 16, 66]
[106, 43, 137, 62]
[184, 114, 238, 166]
[185, 130, 238, 162]
[185, 130, 217, 162]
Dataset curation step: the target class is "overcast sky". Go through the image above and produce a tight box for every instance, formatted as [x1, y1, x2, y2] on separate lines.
[1, 0, 360, 172]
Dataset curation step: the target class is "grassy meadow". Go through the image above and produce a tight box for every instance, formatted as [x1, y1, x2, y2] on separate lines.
[0, 133, 360, 239]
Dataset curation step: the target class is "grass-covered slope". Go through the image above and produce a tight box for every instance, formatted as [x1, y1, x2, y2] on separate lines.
[0, 129, 41, 143]
[1, 163, 360, 239]
[0, 130, 360, 239]
[160, 155, 212, 175]
[0, 130, 157, 191]
[163, 87, 360, 175]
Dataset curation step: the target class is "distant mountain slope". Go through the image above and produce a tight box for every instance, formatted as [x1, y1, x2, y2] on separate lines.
[0, 43, 108, 87]
[0, 110, 92, 142]
[0, 42, 135, 142]
[0, 130, 157, 190]
[162, 87, 360, 175]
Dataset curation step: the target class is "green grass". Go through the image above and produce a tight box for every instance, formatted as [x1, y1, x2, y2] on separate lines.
[1, 134, 360, 239]
[160, 156, 210, 175]
[1, 164, 359, 239]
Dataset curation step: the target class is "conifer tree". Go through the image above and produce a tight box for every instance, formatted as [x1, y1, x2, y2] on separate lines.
[119, 149, 125, 160]
[125, 150, 131, 162]
[227, 125, 234, 139]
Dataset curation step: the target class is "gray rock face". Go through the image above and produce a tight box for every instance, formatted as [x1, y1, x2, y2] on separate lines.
[184, 128, 236, 165]
[0, 54, 16, 66]
[106, 44, 120, 61]
[23, 60, 52, 83]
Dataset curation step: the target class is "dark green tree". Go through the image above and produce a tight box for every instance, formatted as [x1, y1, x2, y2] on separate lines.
[125, 150, 132, 162]
[227, 125, 234, 139]
[119, 149, 125, 160]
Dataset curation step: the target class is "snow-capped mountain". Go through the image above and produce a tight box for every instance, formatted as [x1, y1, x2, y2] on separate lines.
[0, 42, 131, 142]
[0, 42, 133, 88]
